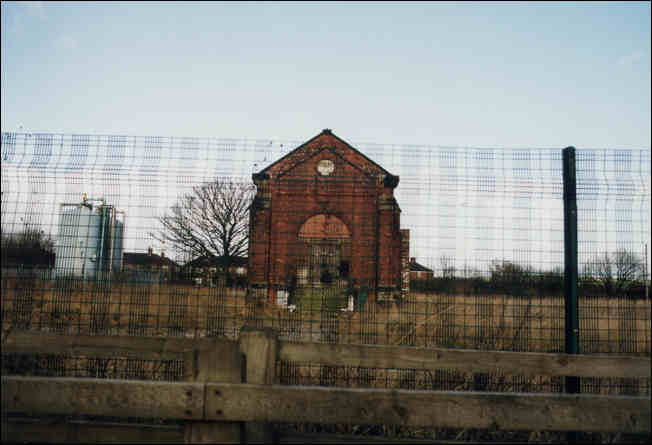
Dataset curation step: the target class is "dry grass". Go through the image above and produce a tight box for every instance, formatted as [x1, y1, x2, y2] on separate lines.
[2, 278, 649, 355]
[2, 278, 650, 443]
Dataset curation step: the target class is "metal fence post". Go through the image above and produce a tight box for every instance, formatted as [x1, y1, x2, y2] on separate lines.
[562, 147, 580, 360]
[563, 146, 580, 442]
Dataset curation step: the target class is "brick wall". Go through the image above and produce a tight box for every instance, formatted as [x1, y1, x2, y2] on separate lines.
[248, 130, 408, 303]
[400, 229, 410, 298]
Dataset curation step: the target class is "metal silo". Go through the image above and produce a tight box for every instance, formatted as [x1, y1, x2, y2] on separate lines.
[111, 218, 124, 272]
[55, 196, 124, 280]
[55, 203, 101, 279]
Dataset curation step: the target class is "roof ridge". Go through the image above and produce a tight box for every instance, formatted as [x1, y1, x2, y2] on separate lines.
[276, 145, 376, 181]
[258, 129, 392, 176]
[409, 260, 433, 272]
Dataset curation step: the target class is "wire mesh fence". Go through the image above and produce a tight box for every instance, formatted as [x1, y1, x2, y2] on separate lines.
[1, 130, 650, 441]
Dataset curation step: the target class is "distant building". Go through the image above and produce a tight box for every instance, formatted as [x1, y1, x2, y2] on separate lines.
[248, 129, 410, 305]
[409, 258, 434, 280]
[123, 248, 179, 282]
[183, 255, 248, 285]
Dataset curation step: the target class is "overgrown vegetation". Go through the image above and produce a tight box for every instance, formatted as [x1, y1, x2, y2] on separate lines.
[2, 276, 649, 444]
[583, 249, 647, 297]
[1, 226, 54, 268]
[410, 254, 648, 299]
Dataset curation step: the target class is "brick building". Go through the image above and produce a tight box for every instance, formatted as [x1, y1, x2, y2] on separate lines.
[248, 129, 409, 306]
[409, 258, 434, 280]
[123, 248, 179, 283]
[183, 255, 248, 286]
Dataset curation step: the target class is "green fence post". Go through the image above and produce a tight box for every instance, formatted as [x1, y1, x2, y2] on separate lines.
[563, 147, 580, 359]
[563, 146, 580, 442]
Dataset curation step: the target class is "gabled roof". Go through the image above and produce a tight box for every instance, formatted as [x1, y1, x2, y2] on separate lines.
[123, 252, 179, 268]
[184, 255, 248, 269]
[258, 129, 393, 179]
[278, 145, 375, 181]
[409, 260, 433, 273]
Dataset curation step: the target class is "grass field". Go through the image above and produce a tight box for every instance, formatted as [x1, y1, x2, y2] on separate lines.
[2, 278, 650, 443]
[2, 278, 649, 355]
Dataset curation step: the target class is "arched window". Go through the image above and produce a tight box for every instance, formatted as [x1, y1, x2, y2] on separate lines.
[297, 215, 351, 285]
[298, 214, 350, 240]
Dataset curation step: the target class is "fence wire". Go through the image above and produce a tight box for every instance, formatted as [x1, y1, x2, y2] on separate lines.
[1, 131, 650, 442]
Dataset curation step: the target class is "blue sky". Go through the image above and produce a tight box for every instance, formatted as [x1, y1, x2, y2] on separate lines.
[1, 2, 650, 271]
[2, 1, 650, 148]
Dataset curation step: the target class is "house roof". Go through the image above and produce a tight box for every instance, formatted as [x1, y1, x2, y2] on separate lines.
[409, 260, 433, 273]
[123, 252, 179, 268]
[184, 255, 248, 269]
[257, 129, 393, 179]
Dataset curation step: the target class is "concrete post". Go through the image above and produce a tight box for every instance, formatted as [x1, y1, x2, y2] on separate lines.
[239, 327, 279, 444]
[184, 340, 243, 444]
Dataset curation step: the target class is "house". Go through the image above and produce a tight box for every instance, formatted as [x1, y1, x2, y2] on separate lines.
[183, 255, 248, 286]
[122, 248, 179, 282]
[248, 129, 410, 305]
[409, 258, 434, 280]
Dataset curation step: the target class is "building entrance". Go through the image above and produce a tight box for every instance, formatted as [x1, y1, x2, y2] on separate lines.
[296, 214, 351, 310]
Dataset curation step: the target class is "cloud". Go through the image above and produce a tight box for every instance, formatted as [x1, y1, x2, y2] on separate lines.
[617, 51, 644, 67]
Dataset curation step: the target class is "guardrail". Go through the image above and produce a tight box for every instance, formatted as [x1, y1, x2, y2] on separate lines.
[2, 330, 650, 443]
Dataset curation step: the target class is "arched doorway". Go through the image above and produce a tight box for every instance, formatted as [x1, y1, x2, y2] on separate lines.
[296, 214, 351, 309]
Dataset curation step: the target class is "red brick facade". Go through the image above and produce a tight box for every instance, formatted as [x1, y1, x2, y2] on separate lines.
[248, 129, 409, 304]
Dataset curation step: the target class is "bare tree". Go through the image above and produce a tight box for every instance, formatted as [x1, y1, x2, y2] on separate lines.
[439, 255, 456, 279]
[151, 179, 254, 268]
[584, 249, 644, 297]
[489, 260, 533, 292]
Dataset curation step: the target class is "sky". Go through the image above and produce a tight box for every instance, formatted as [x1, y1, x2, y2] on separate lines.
[1, 1, 651, 149]
[1, 2, 650, 273]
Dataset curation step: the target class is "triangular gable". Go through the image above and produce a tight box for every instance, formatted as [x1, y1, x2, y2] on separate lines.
[409, 261, 433, 273]
[258, 129, 392, 179]
[277, 145, 376, 181]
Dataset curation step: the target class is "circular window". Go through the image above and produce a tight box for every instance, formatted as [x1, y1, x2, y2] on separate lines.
[317, 159, 335, 176]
